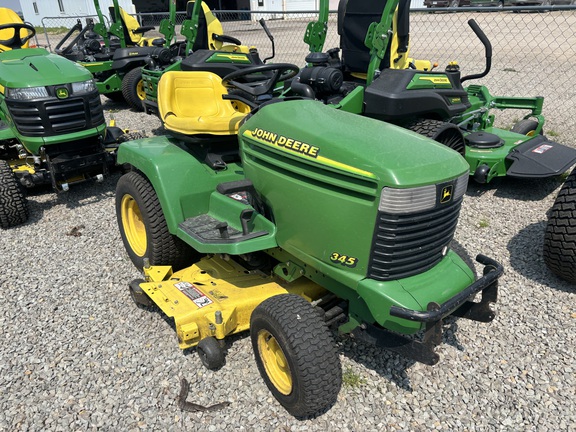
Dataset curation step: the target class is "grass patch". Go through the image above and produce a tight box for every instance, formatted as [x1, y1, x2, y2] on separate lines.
[547, 130, 559, 137]
[39, 26, 69, 34]
[479, 218, 490, 228]
[342, 367, 367, 388]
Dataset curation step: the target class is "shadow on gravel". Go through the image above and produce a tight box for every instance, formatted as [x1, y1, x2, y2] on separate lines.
[23, 173, 120, 227]
[506, 221, 575, 294]
[466, 176, 562, 202]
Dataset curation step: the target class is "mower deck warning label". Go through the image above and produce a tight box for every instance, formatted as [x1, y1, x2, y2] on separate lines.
[173, 281, 213, 308]
[532, 144, 553, 154]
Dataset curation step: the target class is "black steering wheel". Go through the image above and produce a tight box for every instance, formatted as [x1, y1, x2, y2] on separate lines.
[221, 63, 299, 98]
[0, 23, 36, 49]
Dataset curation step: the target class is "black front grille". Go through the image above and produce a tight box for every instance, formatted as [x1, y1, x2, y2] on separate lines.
[7, 90, 104, 137]
[368, 197, 463, 281]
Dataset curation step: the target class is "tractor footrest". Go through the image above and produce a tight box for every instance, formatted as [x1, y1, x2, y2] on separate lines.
[179, 214, 268, 244]
[506, 136, 576, 178]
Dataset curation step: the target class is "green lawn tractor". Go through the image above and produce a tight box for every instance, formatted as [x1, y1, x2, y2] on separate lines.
[293, 0, 576, 184]
[114, 62, 503, 417]
[0, 9, 138, 228]
[140, 0, 276, 116]
[543, 167, 576, 284]
[55, 0, 178, 111]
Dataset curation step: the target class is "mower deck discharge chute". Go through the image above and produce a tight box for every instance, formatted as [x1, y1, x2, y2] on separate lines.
[116, 57, 503, 416]
[0, 7, 137, 228]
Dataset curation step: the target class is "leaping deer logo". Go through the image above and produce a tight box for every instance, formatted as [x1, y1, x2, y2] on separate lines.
[441, 186, 453, 204]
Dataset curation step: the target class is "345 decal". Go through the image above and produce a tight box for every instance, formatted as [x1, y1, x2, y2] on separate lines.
[330, 252, 358, 268]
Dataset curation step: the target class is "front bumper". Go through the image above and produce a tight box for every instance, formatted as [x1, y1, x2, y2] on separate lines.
[390, 254, 501, 322]
[352, 254, 502, 365]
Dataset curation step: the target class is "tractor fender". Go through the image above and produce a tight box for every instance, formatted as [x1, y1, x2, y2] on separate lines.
[117, 136, 245, 233]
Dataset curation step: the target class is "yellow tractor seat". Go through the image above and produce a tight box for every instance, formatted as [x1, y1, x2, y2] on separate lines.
[0, 7, 32, 50]
[158, 71, 251, 137]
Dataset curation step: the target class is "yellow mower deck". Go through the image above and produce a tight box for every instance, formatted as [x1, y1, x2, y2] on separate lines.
[140, 256, 326, 350]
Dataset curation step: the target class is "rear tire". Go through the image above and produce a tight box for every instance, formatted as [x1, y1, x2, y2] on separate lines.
[543, 167, 576, 283]
[122, 67, 145, 111]
[116, 171, 197, 270]
[250, 294, 341, 418]
[405, 118, 466, 156]
[0, 160, 29, 229]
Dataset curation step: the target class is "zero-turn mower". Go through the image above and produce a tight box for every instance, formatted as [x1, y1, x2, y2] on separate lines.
[293, 0, 576, 184]
[0, 7, 139, 228]
[55, 0, 177, 111]
[115, 55, 503, 416]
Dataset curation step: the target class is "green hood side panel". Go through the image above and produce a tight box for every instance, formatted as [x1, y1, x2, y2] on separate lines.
[0, 48, 93, 88]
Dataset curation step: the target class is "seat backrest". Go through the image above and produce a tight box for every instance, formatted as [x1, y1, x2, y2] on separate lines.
[0, 7, 30, 50]
[186, 0, 239, 51]
[339, 0, 385, 73]
[187, 1, 222, 50]
[339, 0, 411, 73]
[109, 6, 141, 45]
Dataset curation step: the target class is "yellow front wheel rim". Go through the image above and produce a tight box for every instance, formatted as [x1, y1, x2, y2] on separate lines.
[257, 330, 292, 395]
[136, 79, 146, 101]
[121, 194, 147, 257]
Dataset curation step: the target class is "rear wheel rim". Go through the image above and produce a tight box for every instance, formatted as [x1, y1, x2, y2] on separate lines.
[137, 79, 146, 101]
[257, 330, 292, 395]
[121, 194, 147, 256]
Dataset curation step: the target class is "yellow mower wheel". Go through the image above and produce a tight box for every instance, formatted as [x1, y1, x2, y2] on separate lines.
[116, 170, 198, 270]
[257, 329, 292, 395]
[250, 294, 341, 418]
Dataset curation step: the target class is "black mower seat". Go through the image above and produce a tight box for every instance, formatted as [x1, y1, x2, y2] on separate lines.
[339, 0, 410, 74]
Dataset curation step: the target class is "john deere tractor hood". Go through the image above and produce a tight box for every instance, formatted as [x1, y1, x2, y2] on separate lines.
[239, 99, 469, 187]
[0, 48, 93, 89]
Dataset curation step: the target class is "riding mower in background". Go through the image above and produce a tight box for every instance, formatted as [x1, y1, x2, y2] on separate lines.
[55, 0, 177, 111]
[140, 0, 276, 116]
[544, 166, 576, 284]
[295, 0, 576, 184]
[114, 58, 503, 416]
[0, 9, 139, 228]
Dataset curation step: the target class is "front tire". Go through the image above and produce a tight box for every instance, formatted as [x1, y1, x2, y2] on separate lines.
[511, 119, 541, 136]
[543, 167, 576, 283]
[116, 171, 197, 270]
[0, 160, 29, 229]
[250, 294, 341, 418]
[122, 67, 146, 111]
